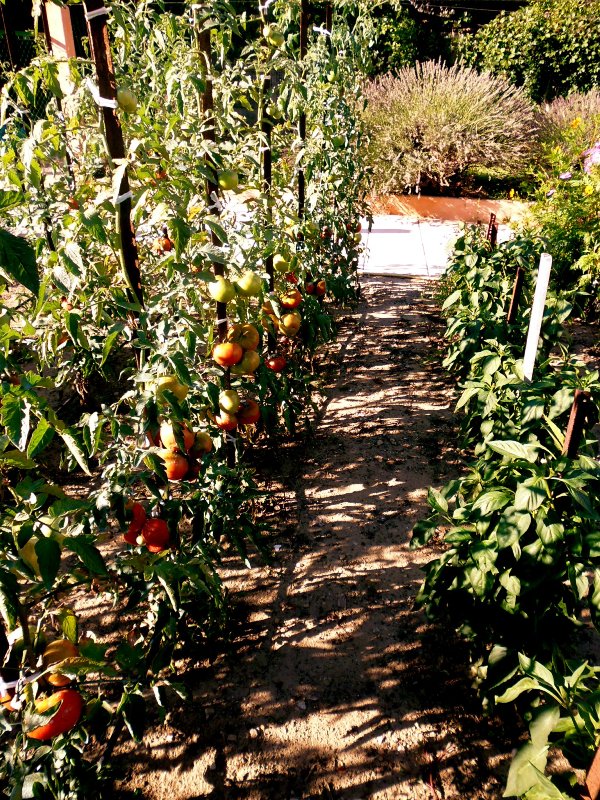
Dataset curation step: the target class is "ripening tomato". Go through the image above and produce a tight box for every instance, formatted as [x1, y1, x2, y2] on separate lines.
[43, 640, 79, 687]
[160, 450, 189, 481]
[237, 399, 261, 426]
[215, 411, 238, 431]
[280, 289, 302, 310]
[27, 689, 83, 740]
[213, 342, 243, 367]
[159, 421, 195, 453]
[124, 502, 147, 543]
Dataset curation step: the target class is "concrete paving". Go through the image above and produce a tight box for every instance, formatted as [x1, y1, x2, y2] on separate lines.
[358, 215, 512, 279]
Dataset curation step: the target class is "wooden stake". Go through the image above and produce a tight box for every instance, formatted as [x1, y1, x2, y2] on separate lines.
[325, 2, 332, 33]
[262, 84, 274, 294]
[523, 253, 552, 382]
[83, 0, 143, 310]
[562, 389, 596, 458]
[582, 746, 600, 800]
[298, 0, 309, 220]
[197, 24, 228, 343]
[196, 10, 235, 467]
[507, 265, 524, 325]
[486, 212, 498, 249]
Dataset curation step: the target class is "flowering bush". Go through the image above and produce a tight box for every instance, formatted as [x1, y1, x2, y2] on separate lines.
[535, 92, 600, 172]
[362, 61, 538, 195]
[522, 140, 600, 301]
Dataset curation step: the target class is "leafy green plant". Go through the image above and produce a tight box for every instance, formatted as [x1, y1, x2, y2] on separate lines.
[362, 61, 538, 194]
[456, 0, 600, 103]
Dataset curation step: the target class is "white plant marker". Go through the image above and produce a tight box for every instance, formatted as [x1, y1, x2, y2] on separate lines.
[523, 253, 553, 382]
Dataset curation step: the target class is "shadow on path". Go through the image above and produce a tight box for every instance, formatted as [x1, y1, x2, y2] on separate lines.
[114, 277, 515, 800]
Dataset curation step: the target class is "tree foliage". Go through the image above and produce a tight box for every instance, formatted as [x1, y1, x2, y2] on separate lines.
[456, 0, 600, 102]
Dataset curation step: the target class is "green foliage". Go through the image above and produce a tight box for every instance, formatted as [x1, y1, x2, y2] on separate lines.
[0, 0, 373, 797]
[535, 91, 600, 170]
[521, 155, 600, 306]
[363, 61, 538, 194]
[367, 2, 418, 76]
[456, 0, 600, 102]
[412, 221, 600, 797]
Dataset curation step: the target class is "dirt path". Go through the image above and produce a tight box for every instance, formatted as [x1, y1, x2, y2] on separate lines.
[116, 277, 515, 800]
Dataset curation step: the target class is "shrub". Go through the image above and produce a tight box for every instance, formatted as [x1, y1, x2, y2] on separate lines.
[366, 1, 452, 77]
[456, 0, 600, 102]
[363, 61, 538, 194]
[535, 90, 600, 169]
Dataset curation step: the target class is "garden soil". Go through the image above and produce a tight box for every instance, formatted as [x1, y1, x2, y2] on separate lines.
[113, 276, 518, 800]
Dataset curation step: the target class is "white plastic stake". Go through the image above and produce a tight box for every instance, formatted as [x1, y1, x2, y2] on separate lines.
[523, 253, 552, 382]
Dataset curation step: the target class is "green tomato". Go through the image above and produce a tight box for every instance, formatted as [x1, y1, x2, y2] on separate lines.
[263, 24, 285, 48]
[208, 275, 236, 303]
[218, 170, 239, 192]
[235, 270, 262, 297]
[155, 375, 188, 402]
[116, 87, 138, 113]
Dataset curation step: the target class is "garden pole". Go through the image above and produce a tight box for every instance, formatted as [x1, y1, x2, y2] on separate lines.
[522, 253, 552, 382]
[325, 2, 332, 34]
[83, 0, 143, 311]
[582, 747, 600, 800]
[197, 19, 228, 344]
[562, 389, 596, 458]
[486, 212, 497, 249]
[196, 9, 236, 468]
[507, 265, 524, 324]
[261, 74, 274, 294]
[297, 0, 309, 220]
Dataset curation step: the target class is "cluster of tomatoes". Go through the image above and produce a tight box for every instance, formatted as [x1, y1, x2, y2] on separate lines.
[1, 636, 84, 741]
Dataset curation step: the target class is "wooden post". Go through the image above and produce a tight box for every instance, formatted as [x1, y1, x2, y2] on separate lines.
[582, 743, 600, 800]
[486, 212, 498, 249]
[507, 265, 524, 324]
[562, 389, 596, 458]
[325, 2, 332, 32]
[298, 0, 309, 220]
[41, 3, 76, 191]
[261, 81, 274, 294]
[42, 2, 76, 98]
[83, 0, 143, 310]
[196, 10, 235, 467]
[197, 22, 227, 343]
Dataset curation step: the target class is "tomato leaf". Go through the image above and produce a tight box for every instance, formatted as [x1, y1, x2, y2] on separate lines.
[64, 536, 108, 577]
[1, 394, 30, 450]
[27, 417, 55, 458]
[59, 429, 91, 475]
[119, 692, 147, 743]
[0, 190, 23, 211]
[35, 537, 61, 590]
[0, 228, 39, 296]
[0, 567, 19, 629]
[58, 609, 78, 644]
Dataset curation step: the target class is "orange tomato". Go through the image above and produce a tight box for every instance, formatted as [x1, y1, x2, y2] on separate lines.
[27, 689, 83, 740]
[159, 421, 195, 453]
[213, 342, 243, 367]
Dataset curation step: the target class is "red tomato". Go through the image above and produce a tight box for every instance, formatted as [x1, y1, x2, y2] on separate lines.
[142, 518, 170, 553]
[27, 689, 83, 740]
[265, 356, 287, 372]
